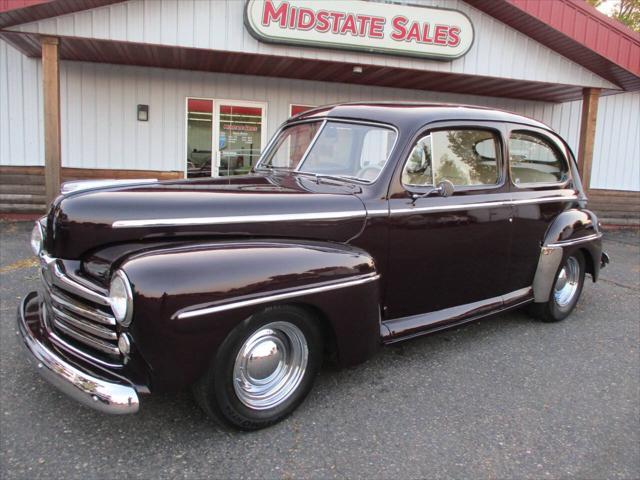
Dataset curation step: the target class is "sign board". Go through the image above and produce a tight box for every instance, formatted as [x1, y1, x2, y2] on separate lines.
[245, 0, 474, 60]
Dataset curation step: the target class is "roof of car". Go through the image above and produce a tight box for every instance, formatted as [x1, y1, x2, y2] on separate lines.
[290, 102, 551, 132]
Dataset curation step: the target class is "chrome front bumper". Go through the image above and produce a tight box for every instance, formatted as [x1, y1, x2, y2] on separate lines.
[16, 292, 139, 414]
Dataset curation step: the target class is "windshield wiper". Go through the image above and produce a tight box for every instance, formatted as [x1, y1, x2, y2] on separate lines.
[291, 171, 363, 189]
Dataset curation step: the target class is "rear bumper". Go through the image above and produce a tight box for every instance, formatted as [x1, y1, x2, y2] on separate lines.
[16, 291, 139, 414]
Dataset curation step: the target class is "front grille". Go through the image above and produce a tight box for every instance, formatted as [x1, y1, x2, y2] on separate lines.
[39, 255, 122, 363]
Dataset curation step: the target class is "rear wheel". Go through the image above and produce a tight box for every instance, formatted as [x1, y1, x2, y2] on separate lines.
[529, 250, 586, 322]
[193, 305, 323, 430]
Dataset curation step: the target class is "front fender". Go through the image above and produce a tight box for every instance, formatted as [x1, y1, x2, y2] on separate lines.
[532, 209, 603, 303]
[119, 240, 381, 391]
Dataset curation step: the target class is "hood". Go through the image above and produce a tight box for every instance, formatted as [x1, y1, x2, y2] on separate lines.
[46, 173, 367, 259]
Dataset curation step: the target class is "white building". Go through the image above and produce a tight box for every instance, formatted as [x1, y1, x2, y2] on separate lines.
[0, 0, 638, 221]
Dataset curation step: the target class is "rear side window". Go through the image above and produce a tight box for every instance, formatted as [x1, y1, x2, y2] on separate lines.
[509, 131, 568, 185]
[402, 129, 500, 187]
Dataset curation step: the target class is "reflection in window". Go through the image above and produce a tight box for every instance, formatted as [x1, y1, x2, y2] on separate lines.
[509, 132, 568, 185]
[261, 122, 322, 169]
[402, 130, 499, 187]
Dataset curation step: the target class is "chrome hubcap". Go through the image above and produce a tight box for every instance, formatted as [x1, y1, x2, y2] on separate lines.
[233, 322, 308, 410]
[554, 256, 580, 308]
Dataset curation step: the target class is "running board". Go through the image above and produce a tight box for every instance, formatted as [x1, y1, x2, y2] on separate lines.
[380, 287, 533, 343]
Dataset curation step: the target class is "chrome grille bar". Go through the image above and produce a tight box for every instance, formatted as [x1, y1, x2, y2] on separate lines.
[41, 255, 111, 306]
[52, 318, 121, 356]
[39, 254, 121, 361]
[49, 289, 116, 326]
[51, 306, 118, 340]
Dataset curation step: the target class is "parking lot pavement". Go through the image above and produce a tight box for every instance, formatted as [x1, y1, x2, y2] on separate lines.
[1, 220, 638, 480]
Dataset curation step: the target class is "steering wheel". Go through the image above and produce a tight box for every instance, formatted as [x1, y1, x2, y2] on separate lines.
[356, 166, 382, 181]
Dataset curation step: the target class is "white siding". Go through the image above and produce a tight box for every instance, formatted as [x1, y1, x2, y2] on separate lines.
[0, 39, 586, 172]
[9, 0, 618, 90]
[590, 91, 640, 191]
[54, 60, 586, 173]
[0, 39, 43, 166]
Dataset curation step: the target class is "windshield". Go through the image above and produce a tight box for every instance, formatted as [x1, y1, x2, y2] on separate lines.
[259, 120, 397, 182]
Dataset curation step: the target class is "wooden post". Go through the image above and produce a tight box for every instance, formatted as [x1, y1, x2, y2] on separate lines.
[42, 36, 61, 205]
[577, 87, 600, 193]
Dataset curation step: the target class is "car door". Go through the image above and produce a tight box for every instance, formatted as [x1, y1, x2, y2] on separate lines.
[506, 126, 579, 291]
[385, 121, 513, 320]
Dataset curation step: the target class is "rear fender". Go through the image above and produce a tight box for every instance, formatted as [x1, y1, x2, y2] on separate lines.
[119, 240, 381, 390]
[532, 209, 603, 303]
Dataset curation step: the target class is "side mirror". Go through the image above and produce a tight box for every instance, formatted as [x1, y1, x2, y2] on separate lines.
[411, 179, 455, 204]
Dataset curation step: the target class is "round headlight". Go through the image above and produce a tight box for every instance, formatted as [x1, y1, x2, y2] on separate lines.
[30, 222, 43, 256]
[109, 270, 133, 326]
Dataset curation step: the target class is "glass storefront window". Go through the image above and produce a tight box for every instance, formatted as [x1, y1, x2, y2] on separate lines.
[218, 105, 263, 177]
[186, 99, 213, 178]
[185, 98, 266, 178]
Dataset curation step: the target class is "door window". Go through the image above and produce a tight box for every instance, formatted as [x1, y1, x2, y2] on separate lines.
[509, 131, 568, 185]
[402, 129, 500, 187]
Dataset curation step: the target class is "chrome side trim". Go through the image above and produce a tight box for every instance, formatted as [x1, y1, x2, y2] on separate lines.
[532, 246, 564, 303]
[112, 210, 366, 228]
[177, 273, 380, 320]
[62, 179, 157, 195]
[546, 232, 603, 248]
[17, 293, 138, 414]
[511, 195, 578, 206]
[390, 195, 577, 215]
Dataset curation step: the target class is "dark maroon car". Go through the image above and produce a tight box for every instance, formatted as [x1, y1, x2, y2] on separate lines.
[18, 103, 608, 430]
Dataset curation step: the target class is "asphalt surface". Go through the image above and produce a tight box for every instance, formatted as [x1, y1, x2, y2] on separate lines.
[1, 221, 638, 479]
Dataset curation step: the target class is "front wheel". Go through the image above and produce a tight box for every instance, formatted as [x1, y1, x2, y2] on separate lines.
[193, 305, 323, 430]
[529, 250, 586, 322]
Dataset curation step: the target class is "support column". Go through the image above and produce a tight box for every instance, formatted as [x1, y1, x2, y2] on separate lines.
[577, 87, 600, 193]
[42, 36, 61, 205]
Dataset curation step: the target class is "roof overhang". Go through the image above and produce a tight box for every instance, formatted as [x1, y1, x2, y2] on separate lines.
[0, 30, 596, 103]
[466, 0, 640, 91]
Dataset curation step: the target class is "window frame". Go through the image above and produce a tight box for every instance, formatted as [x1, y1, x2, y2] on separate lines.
[507, 128, 572, 189]
[400, 125, 506, 193]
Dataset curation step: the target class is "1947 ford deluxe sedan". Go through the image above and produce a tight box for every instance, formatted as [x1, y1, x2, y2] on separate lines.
[18, 103, 609, 430]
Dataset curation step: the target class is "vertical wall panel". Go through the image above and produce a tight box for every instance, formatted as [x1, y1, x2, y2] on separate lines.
[591, 91, 640, 191]
[0, 39, 43, 166]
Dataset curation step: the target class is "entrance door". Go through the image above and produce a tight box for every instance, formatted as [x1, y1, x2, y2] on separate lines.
[215, 102, 266, 177]
[185, 99, 266, 178]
